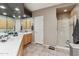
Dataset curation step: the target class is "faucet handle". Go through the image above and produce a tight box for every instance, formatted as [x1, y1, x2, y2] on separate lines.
[66, 40, 71, 45]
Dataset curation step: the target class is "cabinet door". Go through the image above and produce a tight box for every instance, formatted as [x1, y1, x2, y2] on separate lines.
[23, 35, 28, 45]
[28, 34, 32, 43]
[23, 34, 32, 45]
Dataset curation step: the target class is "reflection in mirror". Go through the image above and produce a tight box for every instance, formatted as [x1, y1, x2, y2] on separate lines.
[0, 15, 6, 32]
[6, 17, 15, 33]
[21, 18, 33, 32]
[0, 3, 32, 35]
[0, 15, 15, 33]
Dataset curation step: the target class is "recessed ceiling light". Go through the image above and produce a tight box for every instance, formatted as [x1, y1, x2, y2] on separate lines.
[23, 14, 27, 17]
[3, 12, 7, 15]
[14, 8, 20, 11]
[0, 5, 6, 9]
[64, 9, 67, 12]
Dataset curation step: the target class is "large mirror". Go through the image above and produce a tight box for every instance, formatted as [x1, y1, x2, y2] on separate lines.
[21, 18, 32, 32]
[0, 3, 32, 33]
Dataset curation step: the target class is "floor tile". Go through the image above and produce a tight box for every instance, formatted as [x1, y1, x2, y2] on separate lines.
[24, 43, 69, 56]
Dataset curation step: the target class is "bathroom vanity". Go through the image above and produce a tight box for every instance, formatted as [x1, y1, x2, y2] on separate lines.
[18, 32, 32, 56]
[70, 43, 79, 56]
[0, 32, 32, 56]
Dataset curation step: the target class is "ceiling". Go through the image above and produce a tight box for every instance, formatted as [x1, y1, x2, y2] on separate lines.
[24, 3, 61, 11]
[0, 3, 76, 18]
[0, 3, 27, 18]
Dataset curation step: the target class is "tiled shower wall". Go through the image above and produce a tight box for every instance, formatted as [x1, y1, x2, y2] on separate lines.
[57, 13, 76, 47]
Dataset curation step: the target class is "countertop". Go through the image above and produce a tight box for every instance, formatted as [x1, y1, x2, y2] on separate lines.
[0, 31, 32, 56]
[70, 43, 79, 49]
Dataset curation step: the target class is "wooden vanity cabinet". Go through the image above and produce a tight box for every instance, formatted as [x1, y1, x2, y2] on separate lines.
[23, 34, 32, 46]
[18, 33, 32, 56]
[27, 34, 32, 43]
[23, 35, 28, 45]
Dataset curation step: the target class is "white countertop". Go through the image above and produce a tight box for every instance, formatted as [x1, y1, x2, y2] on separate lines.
[18, 31, 32, 35]
[0, 31, 32, 56]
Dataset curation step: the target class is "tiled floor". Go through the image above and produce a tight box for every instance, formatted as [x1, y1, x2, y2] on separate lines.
[24, 43, 69, 56]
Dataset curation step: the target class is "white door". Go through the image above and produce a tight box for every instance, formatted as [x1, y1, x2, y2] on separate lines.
[34, 16, 44, 44]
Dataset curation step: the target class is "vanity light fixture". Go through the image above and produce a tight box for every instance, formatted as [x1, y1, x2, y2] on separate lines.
[0, 5, 6, 9]
[14, 8, 20, 11]
[64, 9, 67, 12]
[3, 12, 7, 15]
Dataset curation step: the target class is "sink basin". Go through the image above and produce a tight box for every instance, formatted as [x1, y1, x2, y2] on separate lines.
[0, 37, 8, 42]
[0, 35, 9, 42]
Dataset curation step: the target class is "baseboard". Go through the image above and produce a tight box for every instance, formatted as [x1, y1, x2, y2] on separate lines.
[31, 42, 69, 50]
[55, 45, 69, 50]
[31, 42, 56, 48]
[31, 42, 49, 47]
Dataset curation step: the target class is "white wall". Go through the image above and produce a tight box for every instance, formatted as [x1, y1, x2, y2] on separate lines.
[32, 6, 57, 46]
[70, 4, 79, 43]
[71, 4, 79, 20]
